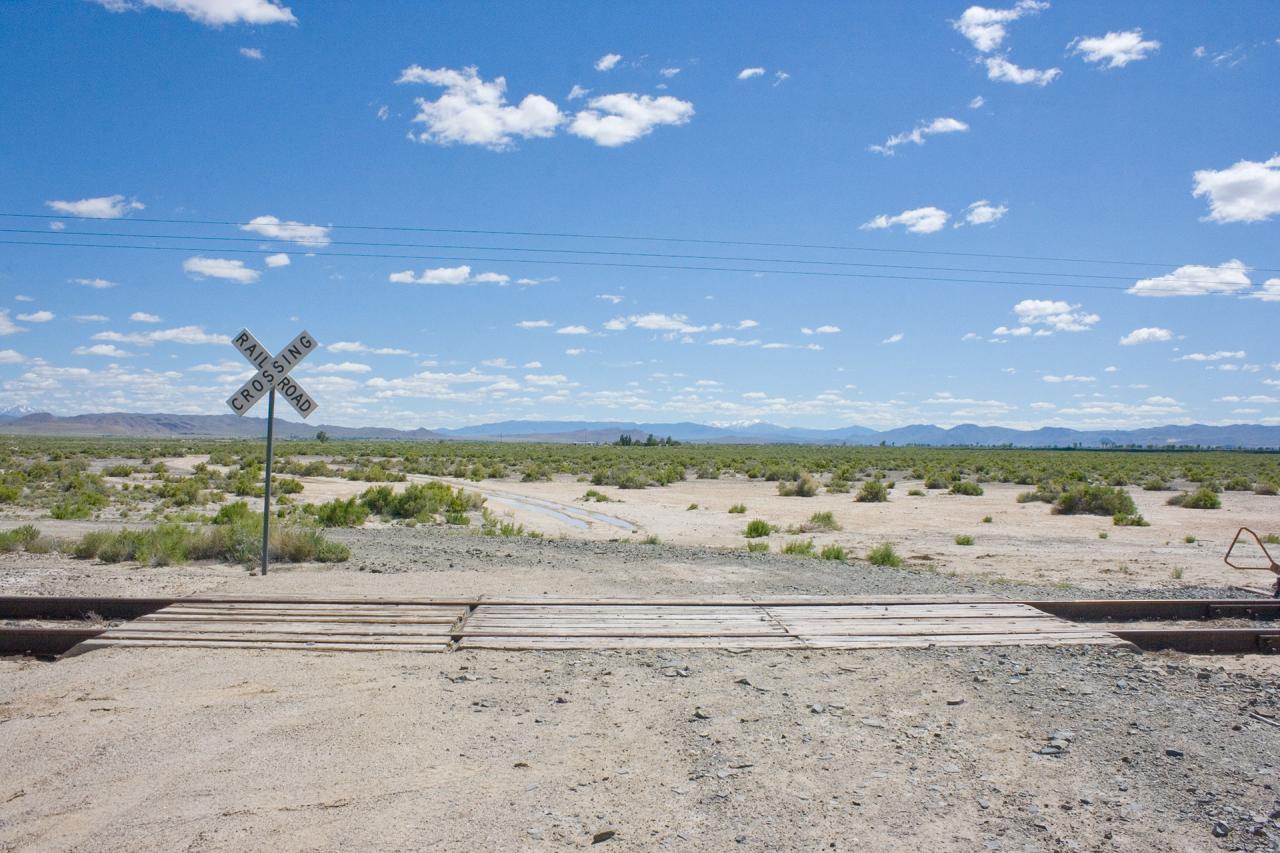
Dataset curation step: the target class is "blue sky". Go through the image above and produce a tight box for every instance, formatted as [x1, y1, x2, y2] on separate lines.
[0, 0, 1278, 430]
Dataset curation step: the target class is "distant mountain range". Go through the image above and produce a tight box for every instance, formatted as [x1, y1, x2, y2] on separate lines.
[0, 410, 1278, 448]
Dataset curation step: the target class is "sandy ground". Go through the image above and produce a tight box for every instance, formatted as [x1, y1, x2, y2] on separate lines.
[2, 528, 1280, 851]
[282, 474, 1279, 594]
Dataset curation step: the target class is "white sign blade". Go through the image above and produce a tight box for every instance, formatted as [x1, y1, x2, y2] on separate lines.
[275, 375, 319, 419]
[227, 373, 274, 416]
[259, 329, 317, 385]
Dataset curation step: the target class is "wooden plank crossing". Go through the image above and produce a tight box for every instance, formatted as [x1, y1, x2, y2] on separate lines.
[74, 601, 469, 654]
[70, 596, 1127, 654]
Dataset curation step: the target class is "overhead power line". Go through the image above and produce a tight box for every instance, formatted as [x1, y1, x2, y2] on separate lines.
[0, 237, 1252, 296]
[2, 210, 1276, 275]
[0, 227, 1258, 288]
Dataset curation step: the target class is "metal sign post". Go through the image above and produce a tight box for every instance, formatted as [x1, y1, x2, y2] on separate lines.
[226, 329, 320, 575]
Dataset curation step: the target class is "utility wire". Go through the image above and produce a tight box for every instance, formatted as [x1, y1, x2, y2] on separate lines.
[4, 210, 1276, 275]
[0, 237, 1243, 295]
[0, 227, 1257, 288]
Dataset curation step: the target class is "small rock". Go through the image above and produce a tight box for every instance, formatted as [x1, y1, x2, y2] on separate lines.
[946, 698, 966, 706]
[810, 703, 826, 714]
[592, 829, 616, 844]
[1212, 821, 1230, 838]
[861, 717, 887, 729]
[1165, 748, 1184, 758]
[692, 708, 711, 720]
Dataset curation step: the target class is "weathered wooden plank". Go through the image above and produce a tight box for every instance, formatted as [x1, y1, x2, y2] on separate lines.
[98, 631, 452, 645]
[137, 614, 461, 625]
[457, 636, 805, 650]
[78, 639, 448, 653]
[103, 622, 455, 637]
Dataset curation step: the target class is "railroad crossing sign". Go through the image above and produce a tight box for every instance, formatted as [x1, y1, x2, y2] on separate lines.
[226, 328, 319, 419]
[225, 328, 321, 576]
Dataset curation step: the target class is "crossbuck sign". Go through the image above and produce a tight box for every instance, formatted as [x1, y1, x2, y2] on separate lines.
[227, 328, 319, 419]
[226, 328, 320, 575]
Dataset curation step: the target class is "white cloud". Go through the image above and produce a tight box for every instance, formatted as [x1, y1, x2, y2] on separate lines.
[240, 215, 330, 247]
[623, 313, 718, 334]
[707, 337, 761, 347]
[1216, 394, 1279, 404]
[1011, 299, 1099, 333]
[0, 350, 25, 364]
[868, 116, 968, 156]
[660, 67, 681, 78]
[860, 206, 949, 234]
[0, 312, 24, 336]
[183, 256, 259, 283]
[773, 71, 790, 86]
[992, 325, 1031, 337]
[16, 311, 54, 323]
[960, 199, 1008, 225]
[567, 84, 590, 101]
[45, 194, 143, 219]
[985, 56, 1061, 86]
[882, 332, 904, 344]
[307, 361, 372, 374]
[594, 53, 622, 71]
[1246, 278, 1280, 302]
[969, 95, 985, 108]
[523, 361, 542, 369]
[1192, 155, 1280, 223]
[71, 277, 117, 289]
[515, 276, 556, 286]
[327, 341, 411, 355]
[1128, 259, 1251, 297]
[1068, 30, 1160, 68]
[524, 373, 572, 387]
[737, 319, 759, 329]
[73, 344, 132, 358]
[737, 67, 766, 79]
[73, 314, 109, 323]
[569, 93, 694, 147]
[129, 312, 161, 323]
[515, 320, 553, 329]
[953, 0, 1048, 53]
[596, 294, 624, 304]
[565, 348, 586, 356]
[390, 265, 470, 285]
[94, 325, 229, 346]
[89, 0, 296, 26]
[1042, 374, 1095, 383]
[800, 325, 841, 335]
[471, 272, 511, 284]
[1119, 327, 1173, 345]
[556, 325, 591, 335]
[239, 46, 264, 60]
[14, 295, 32, 302]
[397, 65, 563, 151]
[265, 252, 290, 267]
[1176, 351, 1244, 362]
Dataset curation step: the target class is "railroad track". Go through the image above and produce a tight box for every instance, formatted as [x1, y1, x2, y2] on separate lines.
[3, 595, 1278, 657]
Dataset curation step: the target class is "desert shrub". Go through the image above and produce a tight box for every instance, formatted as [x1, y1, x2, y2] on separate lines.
[826, 479, 851, 494]
[1256, 482, 1279, 496]
[686, 503, 698, 511]
[819, 544, 846, 561]
[1167, 488, 1221, 509]
[981, 515, 992, 523]
[727, 503, 747, 514]
[954, 534, 974, 546]
[806, 511, 841, 531]
[866, 543, 903, 567]
[640, 534, 661, 545]
[907, 488, 925, 497]
[1223, 476, 1252, 492]
[1112, 513, 1149, 527]
[1017, 485, 1060, 504]
[580, 489, 613, 502]
[856, 480, 889, 503]
[1185, 535, 1196, 543]
[777, 474, 820, 497]
[781, 539, 815, 557]
[0, 525, 41, 553]
[746, 541, 769, 553]
[1053, 485, 1136, 517]
[0, 483, 20, 503]
[1140, 478, 1168, 491]
[949, 481, 984, 496]
[743, 519, 774, 538]
[213, 500, 253, 525]
[74, 518, 348, 565]
[312, 497, 369, 527]
[1263, 533, 1280, 545]
[924, 476, 948, 490]
[103, 464, 135, 478]
[273, 477, 304, 495]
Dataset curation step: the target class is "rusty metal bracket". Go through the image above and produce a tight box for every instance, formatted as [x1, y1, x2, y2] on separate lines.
[1224, 527, 1280, 598]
